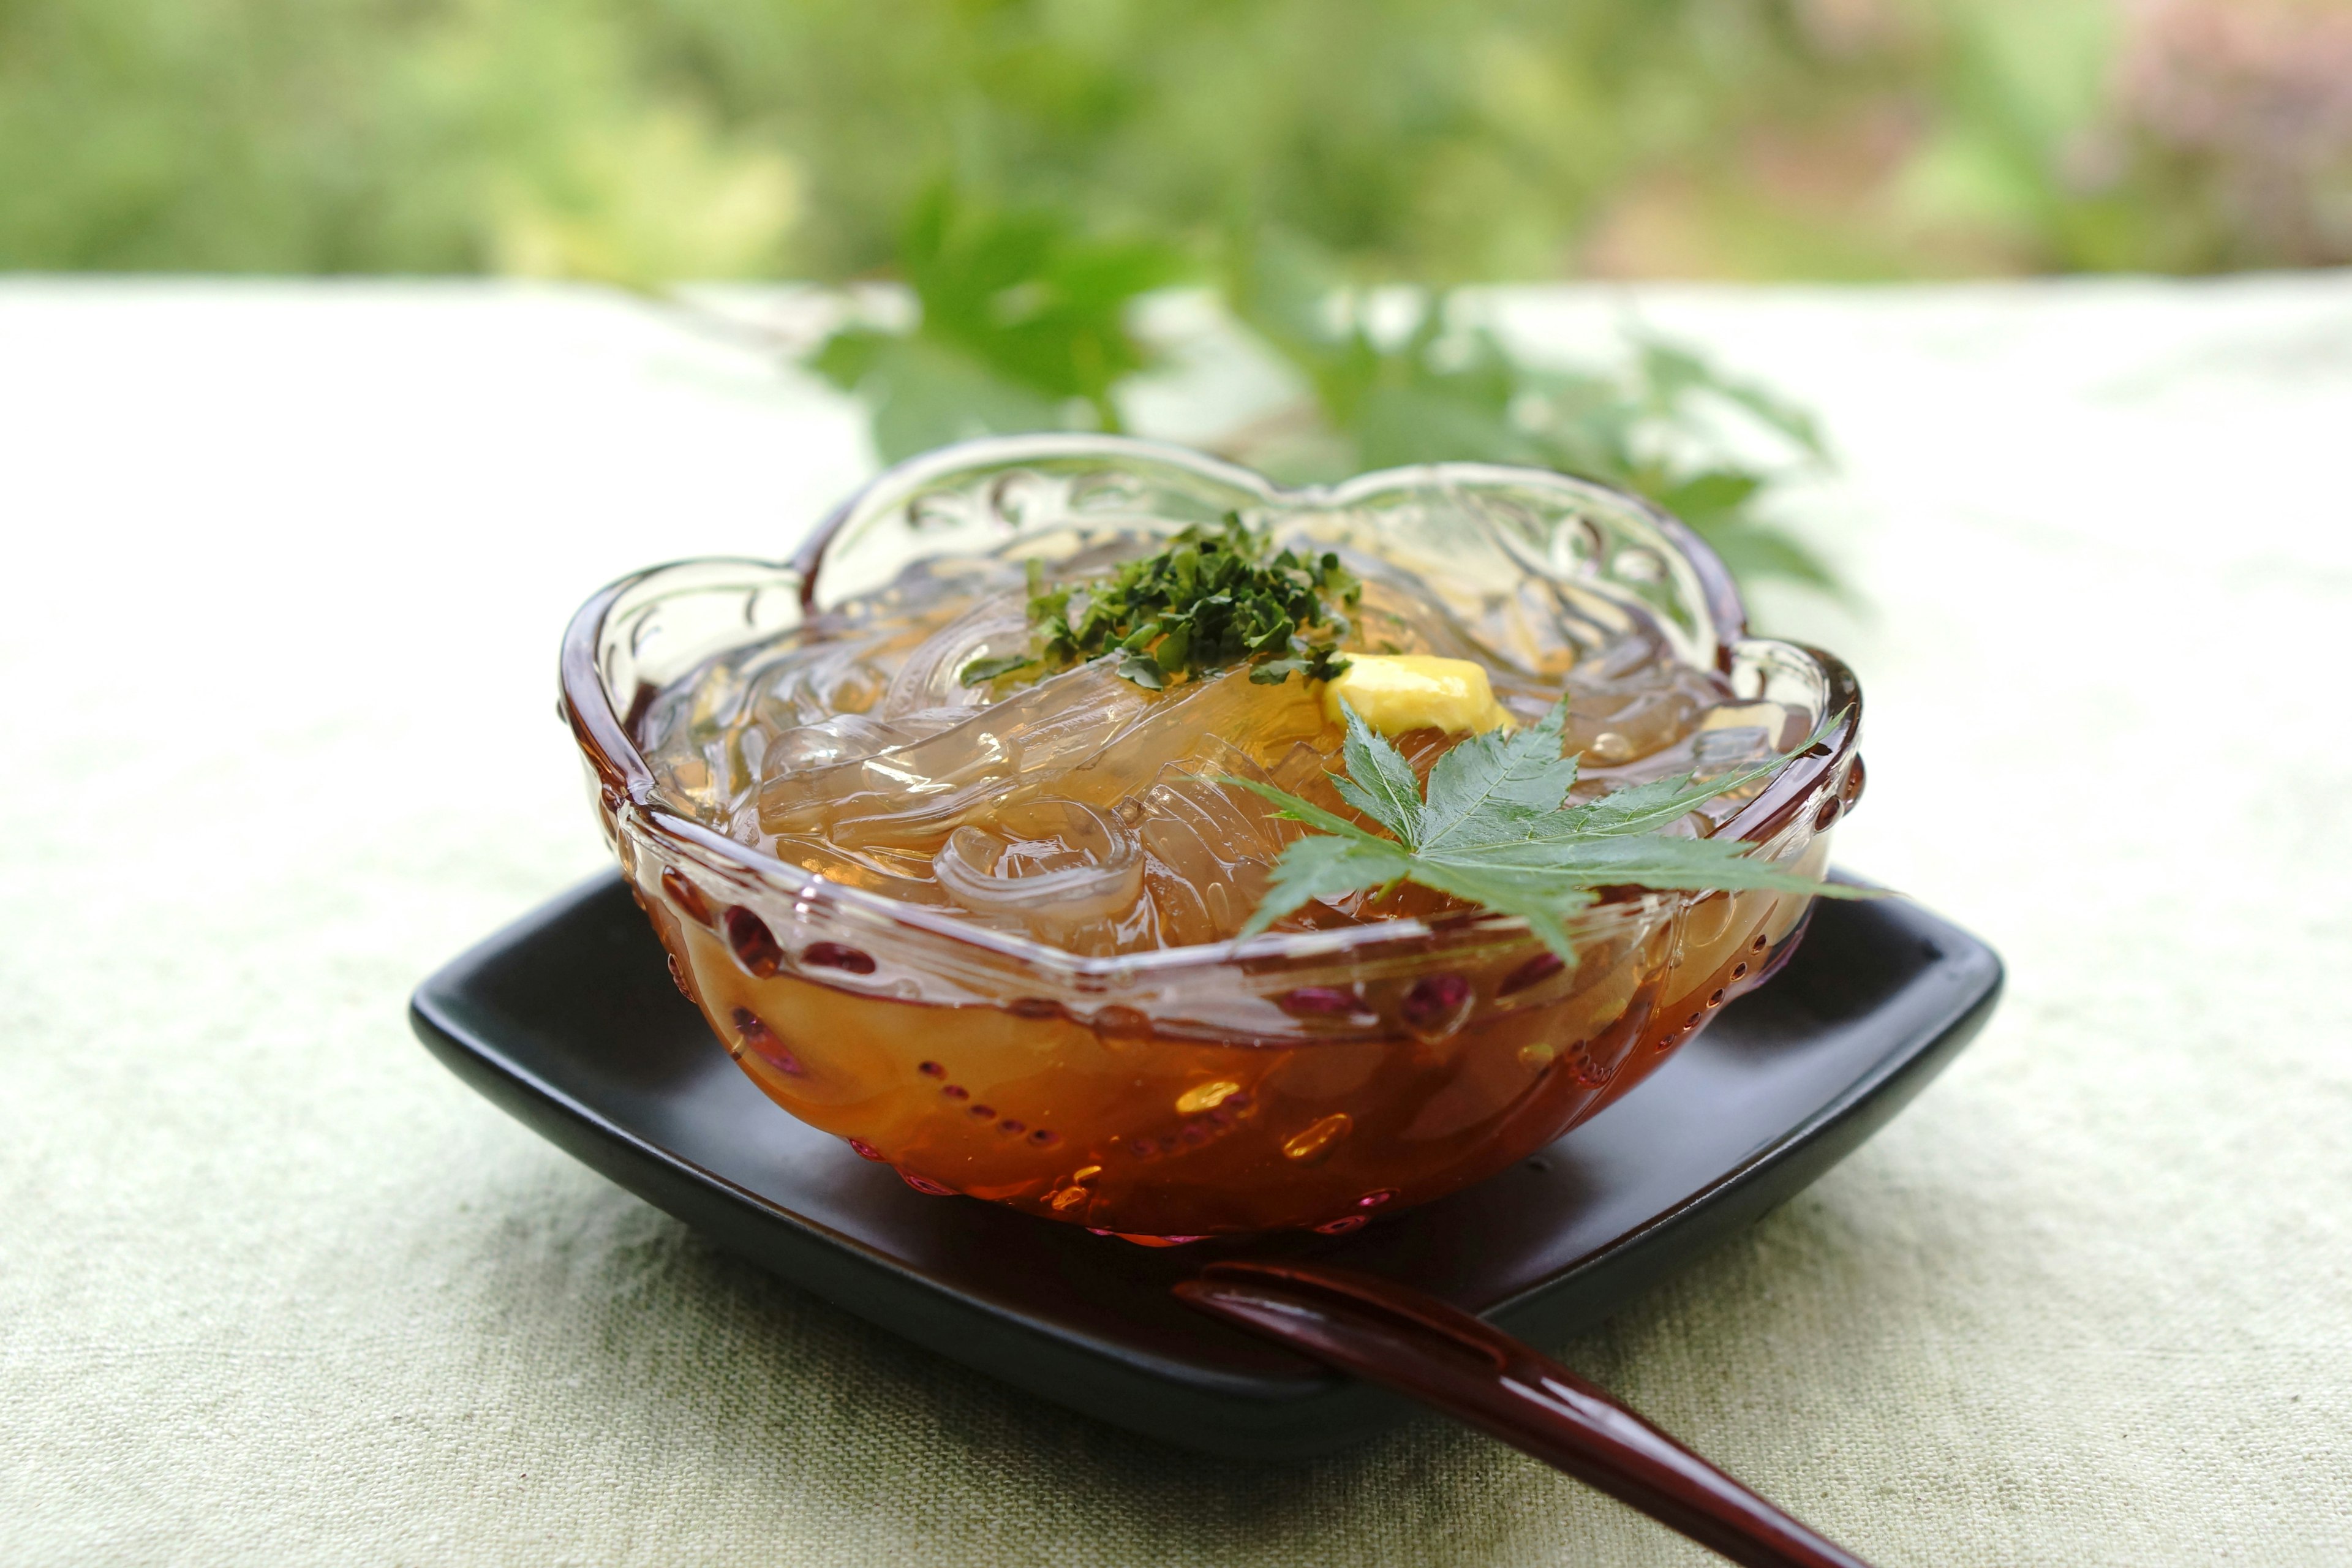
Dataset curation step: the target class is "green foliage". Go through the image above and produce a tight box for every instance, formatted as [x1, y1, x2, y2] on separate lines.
[10, 0, 2340, 280]
[1221, 233, 1842, 594]
[806, 192, 1844, 600]
[1231, 699, 1875, 961]
[1892, 0, 2158, 271]
[0, 0, 797, 279]
[809, 186, 1186, 459]
[960, 514, 1359, 692]
[623, 0, 1825, 282]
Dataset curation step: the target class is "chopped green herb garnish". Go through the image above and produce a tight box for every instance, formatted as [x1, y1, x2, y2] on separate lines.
[959, 513, 1360, 691]
[1227, 700, 1878, 962]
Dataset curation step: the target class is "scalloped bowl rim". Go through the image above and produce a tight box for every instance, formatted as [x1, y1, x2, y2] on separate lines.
[559, 434, 1858, 984]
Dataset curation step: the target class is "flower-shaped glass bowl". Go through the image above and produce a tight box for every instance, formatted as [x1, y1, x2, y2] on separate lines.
[559, 435, 1865, 1240]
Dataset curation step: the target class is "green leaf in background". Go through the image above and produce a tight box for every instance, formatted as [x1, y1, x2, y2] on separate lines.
[805, 205, 1850, 604]
[1634, 335, 1828, 463]
[810, 330, 1066, 464]
[1652, 469, 1842, 595]
[1215, 229, 1847, 600]
[809, 184, 1189, 461]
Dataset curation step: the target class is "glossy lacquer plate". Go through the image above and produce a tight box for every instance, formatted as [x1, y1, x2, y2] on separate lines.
[410, 872, 1999, 1458]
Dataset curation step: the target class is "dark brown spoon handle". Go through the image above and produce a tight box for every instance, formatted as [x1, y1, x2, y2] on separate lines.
[1175, 1261, 1879, 1568]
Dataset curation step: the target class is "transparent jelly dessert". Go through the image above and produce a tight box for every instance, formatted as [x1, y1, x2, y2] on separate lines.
[560, 436, 1867, 1239]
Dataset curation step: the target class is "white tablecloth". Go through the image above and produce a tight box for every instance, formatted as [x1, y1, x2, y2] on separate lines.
[3, 276, 2348, 1566]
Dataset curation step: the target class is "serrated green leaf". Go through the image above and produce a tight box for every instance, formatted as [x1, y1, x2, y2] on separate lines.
[1458, 707, 1840, 848]
[1418, 698, 1579, 851]
[1542, 770, 1735, 839]
[1222, 776, 1392, 845]
[1562, 707, 1839, 839]
[1230, 834, 1413, 943]
[1450, 832, 1873, 902]
[1373, 856, 1599, 963]
[1235, 701, 1874, 962]
[1333, 703, 1425, 843]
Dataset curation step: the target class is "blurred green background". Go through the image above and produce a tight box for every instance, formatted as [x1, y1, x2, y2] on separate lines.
[7, 0, 2350, 284]
[10, 0, 2346, 603]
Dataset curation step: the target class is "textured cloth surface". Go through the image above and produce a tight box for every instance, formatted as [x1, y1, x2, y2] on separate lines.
[2, 277, 2348, 1567]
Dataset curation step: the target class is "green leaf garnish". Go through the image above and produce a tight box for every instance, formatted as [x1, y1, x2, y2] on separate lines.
[1227, 699, 1877, 963]
[958, 511, 1360, 691]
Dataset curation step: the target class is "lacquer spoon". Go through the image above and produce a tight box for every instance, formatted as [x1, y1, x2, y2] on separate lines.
[1177, 1260, 1879, 1568]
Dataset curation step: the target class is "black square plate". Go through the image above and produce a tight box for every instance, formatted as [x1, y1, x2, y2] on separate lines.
[410, 875, 2000, 1458]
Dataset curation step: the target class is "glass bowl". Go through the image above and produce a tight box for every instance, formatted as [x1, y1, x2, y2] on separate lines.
[558, 435, 1865, 1240]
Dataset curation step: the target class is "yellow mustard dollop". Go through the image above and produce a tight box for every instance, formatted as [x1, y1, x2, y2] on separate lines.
[1320, 654, 1511, 737]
